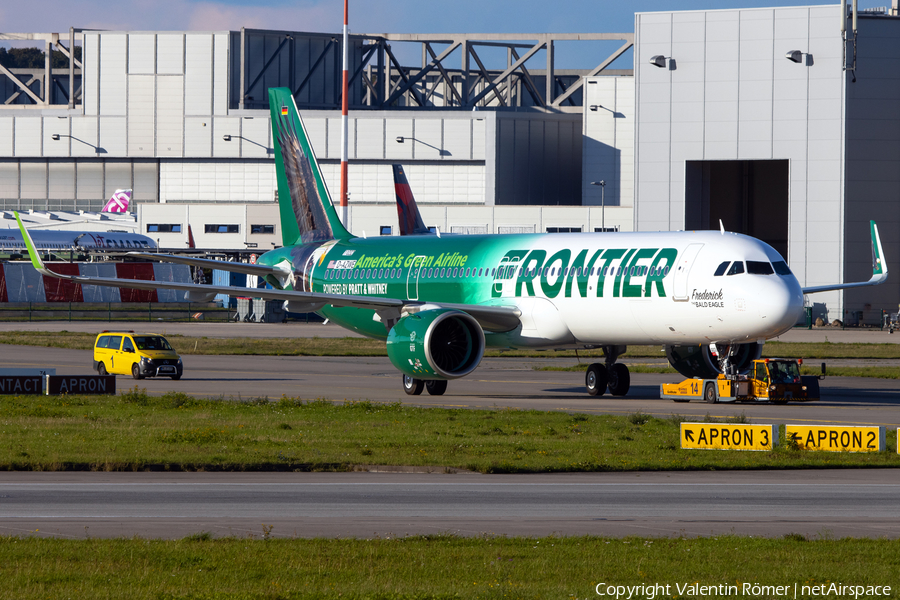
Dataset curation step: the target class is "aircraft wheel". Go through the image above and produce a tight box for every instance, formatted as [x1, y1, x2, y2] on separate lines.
[98, 363, 108, 376]
[704, 382, 717, 404]
[425, 380, 447, 396]
[585, 363, 608, 396]
[403, 374, 424, 396]
[607, 364, 631, 396]
[132, 363, 144, 380]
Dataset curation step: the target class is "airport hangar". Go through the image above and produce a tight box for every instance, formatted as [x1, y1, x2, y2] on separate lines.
[0, 3, 898, 325]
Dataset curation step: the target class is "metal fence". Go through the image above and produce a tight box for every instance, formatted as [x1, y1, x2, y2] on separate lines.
[0, 302, 230, 322]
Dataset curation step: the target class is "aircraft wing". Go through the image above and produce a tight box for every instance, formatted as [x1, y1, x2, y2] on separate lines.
[15, 213, 521, 333]
[127, 252, 287, 279]
[802, 221, 888, 294]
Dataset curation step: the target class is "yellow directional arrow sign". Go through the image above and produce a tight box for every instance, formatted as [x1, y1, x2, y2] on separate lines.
[785, 425, 886, 453]
[681, 423, 777, 451]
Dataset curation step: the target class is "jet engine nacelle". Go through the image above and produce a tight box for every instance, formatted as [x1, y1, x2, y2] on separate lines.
[386, 309, 485, 380]
[665, 342, 763, 379]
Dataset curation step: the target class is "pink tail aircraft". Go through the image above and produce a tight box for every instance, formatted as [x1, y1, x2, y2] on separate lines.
[102, 189, 132, 213]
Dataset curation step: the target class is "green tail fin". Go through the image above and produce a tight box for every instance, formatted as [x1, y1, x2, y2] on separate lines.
[268, 87, 352, 246]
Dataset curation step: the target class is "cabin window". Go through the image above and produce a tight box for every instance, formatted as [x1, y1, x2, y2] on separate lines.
[727, 262, 745, 276]
[747, 261, 775, 275]
[714, 261, 730, 276]
[773, 261, 792, 275]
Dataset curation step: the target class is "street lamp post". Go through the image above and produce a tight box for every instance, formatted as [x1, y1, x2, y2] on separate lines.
[590, 180, 606, 232]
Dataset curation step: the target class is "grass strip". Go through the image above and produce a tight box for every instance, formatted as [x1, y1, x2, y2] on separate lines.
[4, 330, 900, 360]
[0, 535, 896, 599]
[0, 390, 896, 472]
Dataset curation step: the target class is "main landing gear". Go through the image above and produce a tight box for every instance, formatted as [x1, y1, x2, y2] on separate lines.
[585, 345, 630, 397]
[402, 375, 447, 396]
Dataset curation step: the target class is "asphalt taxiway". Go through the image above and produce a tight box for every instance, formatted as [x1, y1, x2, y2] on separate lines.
[4, 343, 899, 428]
[0, 470, 897, 540]
[1, 323, 898, 540]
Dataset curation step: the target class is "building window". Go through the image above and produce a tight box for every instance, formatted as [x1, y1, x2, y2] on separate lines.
[546, 226, 582, 233]
[147, 224, 182, 233]
[205, 224, 240, 234]
[593, 226, 619, 233]
[250, 224, 275, 235]
[379, 226, 392, 236]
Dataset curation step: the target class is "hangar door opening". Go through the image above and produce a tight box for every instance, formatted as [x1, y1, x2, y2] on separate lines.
[684, 160, 789, 259]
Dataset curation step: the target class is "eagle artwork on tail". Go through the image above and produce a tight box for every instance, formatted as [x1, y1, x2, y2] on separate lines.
[273, 105, 333, 245]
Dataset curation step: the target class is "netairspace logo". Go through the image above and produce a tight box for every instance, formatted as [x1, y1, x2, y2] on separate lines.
[594, 582, 892, 599]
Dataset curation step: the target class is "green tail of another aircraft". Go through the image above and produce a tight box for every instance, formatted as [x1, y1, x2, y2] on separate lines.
[268, 87, 352, 246]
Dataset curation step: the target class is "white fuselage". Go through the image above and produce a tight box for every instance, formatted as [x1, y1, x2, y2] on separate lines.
[481, 231, 804, 348]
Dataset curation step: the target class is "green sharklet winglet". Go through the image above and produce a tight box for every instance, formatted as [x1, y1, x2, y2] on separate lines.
[802, 220, 887, 294]
[871, 220, 887, 279]
[14, 211, 47, 273]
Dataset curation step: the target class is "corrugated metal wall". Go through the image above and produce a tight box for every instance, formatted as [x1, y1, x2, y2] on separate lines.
[0, 159, 160, 211]
[582, 77, 634, 209]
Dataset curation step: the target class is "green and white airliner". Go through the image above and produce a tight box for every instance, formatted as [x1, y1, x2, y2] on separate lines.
[16, 88, 888, 397]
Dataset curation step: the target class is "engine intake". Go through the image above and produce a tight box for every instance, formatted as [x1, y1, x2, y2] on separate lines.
[665, 342, 763, 379]
[386, 309, 485, 380]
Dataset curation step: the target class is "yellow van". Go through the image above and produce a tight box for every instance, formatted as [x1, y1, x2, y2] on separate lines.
[93, 331, 183, 380]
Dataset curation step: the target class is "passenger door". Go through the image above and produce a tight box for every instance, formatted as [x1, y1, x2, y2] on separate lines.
[672, 243, 703, 301]
[406, 256, 426, 300]
[107, 335, 123, 374]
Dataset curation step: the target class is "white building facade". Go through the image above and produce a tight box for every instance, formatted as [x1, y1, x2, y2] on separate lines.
[634, 5, 898, 324]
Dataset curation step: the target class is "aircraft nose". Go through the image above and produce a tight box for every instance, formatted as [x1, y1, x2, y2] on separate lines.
[756, 276, 804, 336]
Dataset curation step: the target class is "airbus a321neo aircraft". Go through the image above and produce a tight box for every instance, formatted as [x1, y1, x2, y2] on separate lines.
[16, 87, 888, 397]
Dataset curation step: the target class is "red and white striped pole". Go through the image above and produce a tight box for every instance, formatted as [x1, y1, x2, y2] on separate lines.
[339, 0, 350, 227]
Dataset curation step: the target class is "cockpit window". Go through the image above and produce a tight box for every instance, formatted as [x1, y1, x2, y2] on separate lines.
[714, 261, 730, 277]
[727, 261, 744, 276]
[747, 261, 774, 275]
[772, 261, 792, 276]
